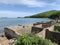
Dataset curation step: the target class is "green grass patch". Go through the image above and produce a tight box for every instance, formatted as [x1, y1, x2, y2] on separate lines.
[54, 23, 60, 26]
[15, 33, 58, 45]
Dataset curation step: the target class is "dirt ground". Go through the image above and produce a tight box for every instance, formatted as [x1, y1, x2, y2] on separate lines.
[0, 36, 15, 45]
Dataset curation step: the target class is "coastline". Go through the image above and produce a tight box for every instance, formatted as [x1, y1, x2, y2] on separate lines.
[0, 18, 52, 35]
[0, 19, 60, 45]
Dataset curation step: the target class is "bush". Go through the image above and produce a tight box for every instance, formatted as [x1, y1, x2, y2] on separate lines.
[15, 33, 56, 45]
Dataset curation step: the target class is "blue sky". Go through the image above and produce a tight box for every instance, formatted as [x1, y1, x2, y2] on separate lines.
[0, 0, 60, 17]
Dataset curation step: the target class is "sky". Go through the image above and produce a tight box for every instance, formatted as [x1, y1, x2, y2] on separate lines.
[0, 0, 60, 17]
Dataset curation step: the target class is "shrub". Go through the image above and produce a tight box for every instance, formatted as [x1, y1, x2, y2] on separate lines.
[15, 33, 56, 45]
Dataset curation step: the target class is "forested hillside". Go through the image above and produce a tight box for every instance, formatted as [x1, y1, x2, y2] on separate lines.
[25, 10, 60, 19]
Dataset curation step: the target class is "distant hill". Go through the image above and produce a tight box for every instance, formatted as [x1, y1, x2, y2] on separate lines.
[25, 10, 60, 19]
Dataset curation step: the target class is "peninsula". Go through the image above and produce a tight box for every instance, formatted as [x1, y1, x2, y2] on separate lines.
[25, 10, 60, 19]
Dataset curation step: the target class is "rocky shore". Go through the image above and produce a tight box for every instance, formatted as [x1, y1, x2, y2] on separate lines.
[0, 19, 60, 45]
[0, 34, 15, 45]
[0, 24, 33, 45]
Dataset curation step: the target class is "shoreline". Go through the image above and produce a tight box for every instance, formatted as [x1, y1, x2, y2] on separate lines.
[0, 19, 60, 45]
[0, 18, 52, 35]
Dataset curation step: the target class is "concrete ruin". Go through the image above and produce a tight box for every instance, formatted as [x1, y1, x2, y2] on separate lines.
[4, 21, 53, 38]
[33, 21, 53, 28]
[4, 21, 54, 39]
[4, 21, 60, 43]
[4, 25, 32, 39]
[46, 29, 60, 44]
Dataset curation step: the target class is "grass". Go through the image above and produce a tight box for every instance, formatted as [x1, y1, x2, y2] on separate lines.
[15, 33, 58, 45]
[54, 23, 60, 26]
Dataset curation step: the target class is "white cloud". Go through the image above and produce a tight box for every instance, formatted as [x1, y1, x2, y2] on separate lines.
[0, 0, 48, 7]
[0, 0, 60, 8]
[20, 0, 48, 7]
[0, 10, 33, 17]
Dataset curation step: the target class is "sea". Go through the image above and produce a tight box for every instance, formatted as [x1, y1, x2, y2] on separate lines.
[0, 18, 52, 34]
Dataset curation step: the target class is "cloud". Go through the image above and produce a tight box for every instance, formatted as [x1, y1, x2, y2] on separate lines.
[0, 0, 60, 8]
[0, 0, 48, 7]
[20, 0, 48, 7]
[0, 10, 33, 17]
[0, 0, 60, 9]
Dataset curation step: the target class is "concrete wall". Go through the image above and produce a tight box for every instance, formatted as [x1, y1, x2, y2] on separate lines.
[4, 26, 32, 39]
[42, 21, 52, 28]
[33, 21, 52, 28]
[31, 27, 43, 34]
[45, 29, 60, 43]
[4, 28, 19, 39]
[42, 23, 50, 28]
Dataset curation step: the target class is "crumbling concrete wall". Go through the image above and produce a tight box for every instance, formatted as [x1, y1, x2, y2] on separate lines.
[45, 29, 60, 43]
[33, 22, 43, 26]
[4, 26, 32, 39]
[33, 21, 52, 28]
[31, 27, 43, 34]
[4, 28, 19, 39]
[42, 21, 52, 28]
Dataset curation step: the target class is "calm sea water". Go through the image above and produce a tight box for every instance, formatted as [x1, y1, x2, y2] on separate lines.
[0, 18, 52, 34]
